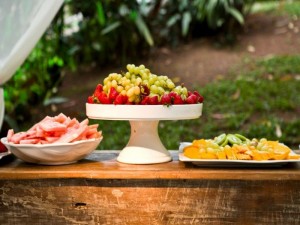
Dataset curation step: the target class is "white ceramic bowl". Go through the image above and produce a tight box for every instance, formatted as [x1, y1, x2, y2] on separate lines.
[0, 137, 102, 165]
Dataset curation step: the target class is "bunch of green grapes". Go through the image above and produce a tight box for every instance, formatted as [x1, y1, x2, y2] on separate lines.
[102, 64, 188, 104]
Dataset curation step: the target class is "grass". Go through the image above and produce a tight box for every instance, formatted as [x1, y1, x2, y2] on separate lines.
[94, 55, 300, 150]
[251, 1, 300, 17]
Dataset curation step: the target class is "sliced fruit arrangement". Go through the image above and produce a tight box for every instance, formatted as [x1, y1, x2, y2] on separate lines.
[87, 64, 204, 105]
[6, 113, 102, 144]
[183, 133, 300, 160]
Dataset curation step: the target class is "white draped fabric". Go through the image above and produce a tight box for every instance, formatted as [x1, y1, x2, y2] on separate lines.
[0, 0, 64, 130]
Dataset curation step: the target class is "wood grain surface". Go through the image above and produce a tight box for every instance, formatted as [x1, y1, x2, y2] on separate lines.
[1, 151, 300, 180]
[0, 151, 300, 224]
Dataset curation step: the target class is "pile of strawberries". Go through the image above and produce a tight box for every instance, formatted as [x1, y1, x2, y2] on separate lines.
[87, 84, 204, 105]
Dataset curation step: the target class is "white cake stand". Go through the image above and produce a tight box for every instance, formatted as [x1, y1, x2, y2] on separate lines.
[86, 104, 203, 164]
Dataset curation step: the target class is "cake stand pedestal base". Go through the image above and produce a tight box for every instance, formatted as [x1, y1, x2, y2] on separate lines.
[117, 120, 172, 164]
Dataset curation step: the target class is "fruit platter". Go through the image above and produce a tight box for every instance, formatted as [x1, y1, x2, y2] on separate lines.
[86, 64, 204, 164]
[179, 133, 300, 167]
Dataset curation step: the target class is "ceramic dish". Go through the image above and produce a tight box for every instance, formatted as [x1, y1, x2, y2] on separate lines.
[86, 103, 203, 120]
[179, 142, 300, 167]
[1, 137, 102, 165]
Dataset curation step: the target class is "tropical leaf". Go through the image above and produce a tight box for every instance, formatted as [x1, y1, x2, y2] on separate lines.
[167, 14, 180, 27]
[182, 11, 192, 36]
[96, 1, 106, 26]
[134, 14, 154, 46]
[227, 7, 244, 25]
[101, 22, 121, 35]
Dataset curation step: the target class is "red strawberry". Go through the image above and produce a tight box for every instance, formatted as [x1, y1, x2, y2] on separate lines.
[149, 95, 159, 105]
[93, 84, 103, 96]
[198, 95, 204, 103]
[168, 91, 177, 99]
[173, 93, 184, 104]
[109, 87, 118, 102]
[161, 93, 171, 105]
[193, 91, 204, 103]
[0, 141, 7, 153]
[126, 100, 134, 105]
[140, 96, 150, 105]
[87, 96, 94, 104]
[185, 94, 198, 104]
[114, 94, 128, 105]
[98, 92, 111, 104]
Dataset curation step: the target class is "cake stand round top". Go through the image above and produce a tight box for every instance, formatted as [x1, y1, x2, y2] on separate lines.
[86, 103, 203, 121]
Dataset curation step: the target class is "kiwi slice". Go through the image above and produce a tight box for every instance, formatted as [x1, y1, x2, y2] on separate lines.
[214, 133, 227, 146]
[234, 133, 247, 141]
[227, 134, 242, 145]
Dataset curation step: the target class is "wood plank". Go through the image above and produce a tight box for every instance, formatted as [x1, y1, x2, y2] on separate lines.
[0, 178, 300, 225]
[1, 151, 300, 180]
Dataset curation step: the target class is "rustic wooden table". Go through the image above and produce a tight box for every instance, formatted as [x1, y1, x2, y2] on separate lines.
[1, 150, 300, 225]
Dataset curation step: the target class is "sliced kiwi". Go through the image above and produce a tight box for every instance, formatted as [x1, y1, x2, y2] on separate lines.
[234, 133, 247, 141]
[227, 134, 242, 145]
[214, 133, 227, 145]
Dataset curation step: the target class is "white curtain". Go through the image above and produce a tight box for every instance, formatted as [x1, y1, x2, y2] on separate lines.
[0, 0, 64, 130]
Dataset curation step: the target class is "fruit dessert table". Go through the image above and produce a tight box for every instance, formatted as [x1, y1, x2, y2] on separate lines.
[0, 150, 300, 225]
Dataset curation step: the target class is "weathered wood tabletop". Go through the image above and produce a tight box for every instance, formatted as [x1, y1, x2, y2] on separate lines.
[1, 150, 300, 225]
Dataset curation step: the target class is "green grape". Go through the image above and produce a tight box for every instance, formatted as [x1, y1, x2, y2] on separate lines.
[125, 72, 131, 79]
[111, 79, 118, 88]
[125, 85, 131, 91]
[154, 80, 160, 86]
[139, 64, 145, 70]
[140, 72, 148, 80]
[128, 95, 136, 103]
[159, 80, 166, 88]
[117, 85, 124, 93]
[144, 69, 150, 75]
[106, 81, 112, 89]
[134, 67, 140, 75]
[116, 73, 122, 81]
[167, 81, 175, 90]
[127, 87, 135, 97]
[142, 80, 149, 87]
[150, 85, 158, 94]
[135, 77, 142, 85]
[173, 86, 181, 94]
[103, 77, 110, 85]
[121, 90, 127, 96]
[134, 86, 140, 95]
[127, 64, 135, 73]
[181, 87, 188, 96]
[157, 87, 165, 95]
[103, 85, 108, 92]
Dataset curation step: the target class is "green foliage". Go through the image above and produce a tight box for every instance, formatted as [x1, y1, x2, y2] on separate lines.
[283, 2, 300, 16]
[195, 0, 246, 29]
[63, 0, 153, 66]
[251, 1, 300, 17]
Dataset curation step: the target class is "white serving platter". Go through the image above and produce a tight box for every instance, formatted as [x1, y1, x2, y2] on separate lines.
[179, 142, 300, 167]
